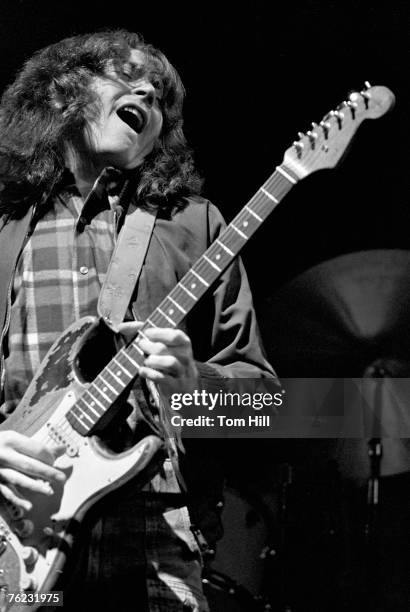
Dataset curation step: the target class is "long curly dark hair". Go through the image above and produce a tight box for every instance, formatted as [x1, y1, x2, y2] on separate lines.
[0, 30, 202, 217]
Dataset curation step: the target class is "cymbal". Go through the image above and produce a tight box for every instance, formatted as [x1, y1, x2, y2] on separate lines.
[261, 250, 410, 377]
[259, 250, 410, 478]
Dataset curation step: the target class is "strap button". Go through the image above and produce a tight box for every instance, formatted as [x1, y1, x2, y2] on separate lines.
[80, 266, 89, 275]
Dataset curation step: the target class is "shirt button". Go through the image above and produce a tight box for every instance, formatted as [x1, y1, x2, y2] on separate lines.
[79, 266, 89, 275]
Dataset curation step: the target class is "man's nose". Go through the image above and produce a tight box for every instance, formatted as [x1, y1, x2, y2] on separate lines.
[131, 80, 156, 106]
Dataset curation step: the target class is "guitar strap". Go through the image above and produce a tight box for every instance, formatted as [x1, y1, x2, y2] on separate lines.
[98, 204, 188, 489]
[97, 206, 157, 332]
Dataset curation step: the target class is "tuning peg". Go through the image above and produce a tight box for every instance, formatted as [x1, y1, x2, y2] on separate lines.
[330, 109, 344, 128]
[292, 140, 304, 158]
[361, 82, 372, 98]
[359, 84, 372, 108]
[345, 99, 358, 118]
[306, 130, 318, 147]
[349, 92, 361, 103]
[320, 120, 331, 139]
[297, 131, 305, 140]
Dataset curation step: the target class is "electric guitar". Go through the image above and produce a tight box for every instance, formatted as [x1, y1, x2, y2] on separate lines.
[0, 83, 394, 610]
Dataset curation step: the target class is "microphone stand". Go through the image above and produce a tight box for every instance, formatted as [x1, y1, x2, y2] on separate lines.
[363, 365, 385, 608]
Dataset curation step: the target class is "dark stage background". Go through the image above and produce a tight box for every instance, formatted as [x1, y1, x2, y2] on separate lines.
[0, 2, 409, 611]
[0, 1, 408, 298]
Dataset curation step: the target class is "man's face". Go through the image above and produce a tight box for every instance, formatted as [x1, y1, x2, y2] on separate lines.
[85, 49, 163, 169]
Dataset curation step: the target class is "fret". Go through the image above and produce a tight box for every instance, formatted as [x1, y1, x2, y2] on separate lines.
[260, 187, 279, 204]
[231, 224, 247, 240]
[245, 206, 263, 222]
[157, 307, 176, 326]
[107, 367, 127, 386]
[168, 295, 187, 314]
[216, 239, 234, 256]
[122, 350, 140, 368]
[276, 166, 297, 184]
[130, 342, 145, 356]
[67, 159, 299, 437]
[263, 172, 294, 203]
[87, 395, 105, 412]
[68, 411, 87, 429]
[113, 358, 132, 378]
[92, 383, 111, 403]
[79, 401, 100, 420]
[66, 408, 91, 435]
[98, 375, 117, 395]
[71, 407, 95, 426]
[187, 280, 198, 292]
[211, 251, 224, 265]
[135, 330, 150, 344]
[204, 255, 221, 272]
[180, 283, 198, 300]
[191, 269, 209, 287]
[101, 369, 127, 393]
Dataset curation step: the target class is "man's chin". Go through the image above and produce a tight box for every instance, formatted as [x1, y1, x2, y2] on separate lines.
[110, 147, 154, 170]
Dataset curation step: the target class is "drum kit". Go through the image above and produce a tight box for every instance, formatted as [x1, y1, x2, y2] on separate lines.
[203, 250, 410, 611]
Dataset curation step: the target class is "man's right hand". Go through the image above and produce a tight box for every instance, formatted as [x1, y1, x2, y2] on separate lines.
[0, 431, 66, 511]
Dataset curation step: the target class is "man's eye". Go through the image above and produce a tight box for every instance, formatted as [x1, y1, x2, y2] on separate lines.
[152, 80, 164, 100]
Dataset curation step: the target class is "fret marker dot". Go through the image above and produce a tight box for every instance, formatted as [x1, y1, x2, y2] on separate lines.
[243, 221, 249, 227]
[117, 371, 122, 376]
[169, 309, 174, 315]
[216, 254, 221, 260]
[191, 283, 196, 289]
[90, 402, 95, 407]
[103, 387, 107, 392]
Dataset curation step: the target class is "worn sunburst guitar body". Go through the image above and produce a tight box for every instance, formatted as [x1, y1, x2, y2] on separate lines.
[0, 317, 165, 611]
[0, 84, 394, 610]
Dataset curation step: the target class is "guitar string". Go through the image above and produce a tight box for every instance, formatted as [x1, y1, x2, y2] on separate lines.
[38, 169, 293, 447]
[43, 111, 365, 444]
[40, 122, 352, 445]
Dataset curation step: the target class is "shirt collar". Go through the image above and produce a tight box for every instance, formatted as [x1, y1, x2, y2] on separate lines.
[60, 166, 126, 198]
[58, 167, 133, 232]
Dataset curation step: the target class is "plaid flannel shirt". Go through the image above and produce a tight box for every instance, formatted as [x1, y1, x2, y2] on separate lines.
[2, 169, 208, 611]
[3, 170, 117, 410]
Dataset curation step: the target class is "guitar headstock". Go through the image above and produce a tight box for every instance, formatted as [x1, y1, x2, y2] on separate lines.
[283, 83, 395, 179]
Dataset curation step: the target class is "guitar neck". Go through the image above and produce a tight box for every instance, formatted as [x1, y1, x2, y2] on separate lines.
[56, 84, 398, 435]
[67, 164, 296, 435]
[143, 165, 296, 328]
